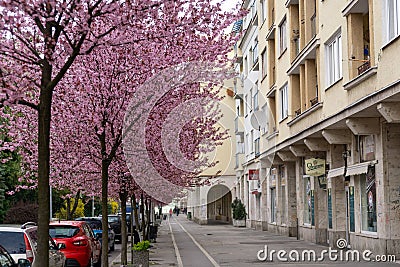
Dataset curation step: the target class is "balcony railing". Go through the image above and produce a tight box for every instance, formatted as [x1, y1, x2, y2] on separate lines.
[310, 96, 318, 106]
[357, 60, 371, 76]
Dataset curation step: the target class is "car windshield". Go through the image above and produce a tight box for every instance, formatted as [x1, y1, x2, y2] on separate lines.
[0, 232, 26, 254]
[108, 217, 119, 223]
[49, 226, 80, 238]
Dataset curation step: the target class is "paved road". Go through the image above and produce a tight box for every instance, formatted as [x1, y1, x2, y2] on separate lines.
[166, 216, 399, 267]
[108, 242, 121, 265]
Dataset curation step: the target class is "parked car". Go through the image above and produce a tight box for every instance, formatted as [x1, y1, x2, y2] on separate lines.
[74, 217, 115, 252]
[0, 223, 65, 267]
[122, 213, 142, 232]
[49, 221, 101, 267]
[0, 245, 32, 267]
[107, 215, 122, 242]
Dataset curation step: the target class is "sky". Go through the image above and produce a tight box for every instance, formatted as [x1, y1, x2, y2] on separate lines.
[218, 0, 241, 12]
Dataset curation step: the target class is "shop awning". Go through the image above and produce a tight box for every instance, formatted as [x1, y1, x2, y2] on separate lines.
[327, 167, 345, 178]
[346, 161, 376, 176]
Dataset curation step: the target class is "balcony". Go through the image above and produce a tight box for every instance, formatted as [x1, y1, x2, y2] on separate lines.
[357, 60, 371, 76]
[287, 36, 320, 75]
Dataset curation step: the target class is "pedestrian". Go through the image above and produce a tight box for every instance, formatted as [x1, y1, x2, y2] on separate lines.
[133, 229, 140, 244]
[169, 208, 173, 218]
[176, 208, 180, 216]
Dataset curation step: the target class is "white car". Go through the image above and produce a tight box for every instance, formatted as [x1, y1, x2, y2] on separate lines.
[0, 223, 65, 267]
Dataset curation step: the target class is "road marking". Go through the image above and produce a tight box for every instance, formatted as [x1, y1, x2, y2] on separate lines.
[168, 218, 184, 267]
[174, 218, 220, 267]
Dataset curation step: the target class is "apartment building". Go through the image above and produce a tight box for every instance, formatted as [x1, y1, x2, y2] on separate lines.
[187, 81, 237, 225]
[232, 0, 400, 257]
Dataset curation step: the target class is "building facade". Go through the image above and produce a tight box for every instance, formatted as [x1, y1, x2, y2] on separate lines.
[231, 0, 400, 257]
[187, 80, 237, 225]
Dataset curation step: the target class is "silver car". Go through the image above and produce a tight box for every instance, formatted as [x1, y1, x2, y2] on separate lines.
[0, 223, 65, 267]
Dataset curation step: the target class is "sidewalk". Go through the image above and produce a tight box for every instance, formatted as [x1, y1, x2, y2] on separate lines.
[110, 221, 177, 266]
[111, 216, 399, 266]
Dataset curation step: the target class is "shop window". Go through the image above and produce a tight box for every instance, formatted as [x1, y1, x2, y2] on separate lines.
[304, 176, 312, 225]
[360, 166, 377, 232]
[270, 168, 277, 223]
[280, 165, 287, 224]
[271, 187, 276, 223]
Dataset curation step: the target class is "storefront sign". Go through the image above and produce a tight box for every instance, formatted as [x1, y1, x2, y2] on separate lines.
[305, 158, 326, 176]
[249, 169, 259, 180]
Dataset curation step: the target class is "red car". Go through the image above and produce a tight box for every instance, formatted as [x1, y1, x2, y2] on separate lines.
[50, 221, 101, 267]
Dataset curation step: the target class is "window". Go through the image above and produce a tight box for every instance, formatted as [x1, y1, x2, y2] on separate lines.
[250, 130, 254, 153]
[271, 187, 276, 222]
[253, 87, 259, 111]
[278, 17, 287, 55]
[304, 176, 312, 225]
[253, 38, 259, 65]
[262, 49, 267, 77]
[279, 83, 288, 120]
[261, 0, 267, 23]
[249, 88, 253, 112]
[261, 104, 269, 134]
[385, 0, 400, 42]
[360, 166, 377, 232]
[246, 133, 250, 154]
[255, 138, 260, 156]
[245, 93, 248, 115]
[270, 168, 277, 222]
[326, 31, 342, 86]
[244, 56, 248, 76]
[280, 166, 287, 224]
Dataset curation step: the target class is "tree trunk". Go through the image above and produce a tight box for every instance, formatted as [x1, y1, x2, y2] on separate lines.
[132, 194, 140, 234]
[146, 198, 150, 241]
[69, 190, 81, 219]
[119, 192, 128, 265]
[66, 198, 71, 220]
[36, 76, 53, 267]
[141, 193, 146, 240]
[101, 160, 110, 267]
[130, 196, 134, 265]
